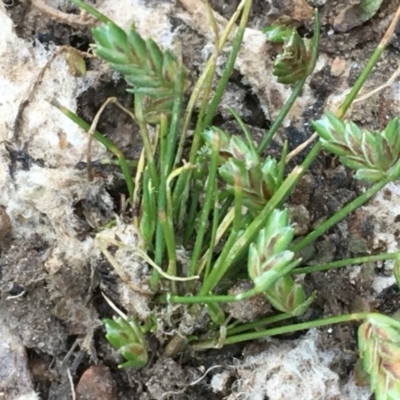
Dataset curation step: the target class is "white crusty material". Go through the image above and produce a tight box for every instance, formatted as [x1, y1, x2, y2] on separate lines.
[227, 330, 370, 400]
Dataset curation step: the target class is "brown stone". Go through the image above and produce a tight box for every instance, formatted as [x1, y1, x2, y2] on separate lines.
[76, 365, 117, 400]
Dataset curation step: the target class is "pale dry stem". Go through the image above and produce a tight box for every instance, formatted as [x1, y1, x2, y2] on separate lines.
[31, 0, 94, 27]
[95, 233, 154, 296]
[286, 132, 318, 162]
[86, 96, 137, 181]
[67, 368, 76, 400]
[354, 60, 400, 104]
[13, 46, 88, 145]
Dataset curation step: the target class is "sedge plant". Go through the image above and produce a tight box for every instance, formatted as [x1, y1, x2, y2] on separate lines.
[59, 1, 400, 398]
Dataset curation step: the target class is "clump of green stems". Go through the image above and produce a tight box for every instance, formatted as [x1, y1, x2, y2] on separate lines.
[62, 1, 400, 398]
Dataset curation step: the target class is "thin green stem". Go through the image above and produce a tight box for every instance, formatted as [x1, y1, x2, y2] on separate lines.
[198, 181, 287, 295]
[192, 312, 372, 350]
[227, 312, 293, 335]
[182, 183, 201, 247]
[70, 0, 114, 24]
[173, 0, 246, 170]
[198, 170, 244, 295]
[337, 52, 389, 119]
[54, 102, 134, 199]
[174, 0, 253, 229]
[335, 4, 400, 119]
[200, 144, 320, 295]
[289, 9, 400, 255]
[171, 281, 281, 304]
[203, 0, 253, 128]
[292, 174, 393, 254]
[153, 71, 185, 287]
[277, 140, 288, 188]
[159, 114, 168, 179]
[139, 168, 155, 249]
[137, 119, 159, 190]
[228, 107, 258, 154]
[259, 76, 307, 153]
[177, 66, 215, 232]
[189, 133, 220, 277]
[233, 174, 244, 233]
[169, 293, 236, 304]
[293, 251, 400, 275]
[170, 257, 300, 304]
[257, 9, 320, 154]
[198, 228, 240, 295]
[159, 210, 177, 293]
[204, 190, 219, 280]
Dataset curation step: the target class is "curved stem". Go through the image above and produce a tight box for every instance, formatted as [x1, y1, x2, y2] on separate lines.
[54, 102, 134, 199]
[293, 251, 400, 275]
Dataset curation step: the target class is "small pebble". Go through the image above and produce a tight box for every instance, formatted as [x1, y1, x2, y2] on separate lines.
[76, 365, 117, 400]
[330, 56, 347, 77]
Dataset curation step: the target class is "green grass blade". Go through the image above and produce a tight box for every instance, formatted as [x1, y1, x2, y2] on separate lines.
[53, 101, 134, 199]
[189, 132, 221, 277]
[70, 0, 114, 24]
